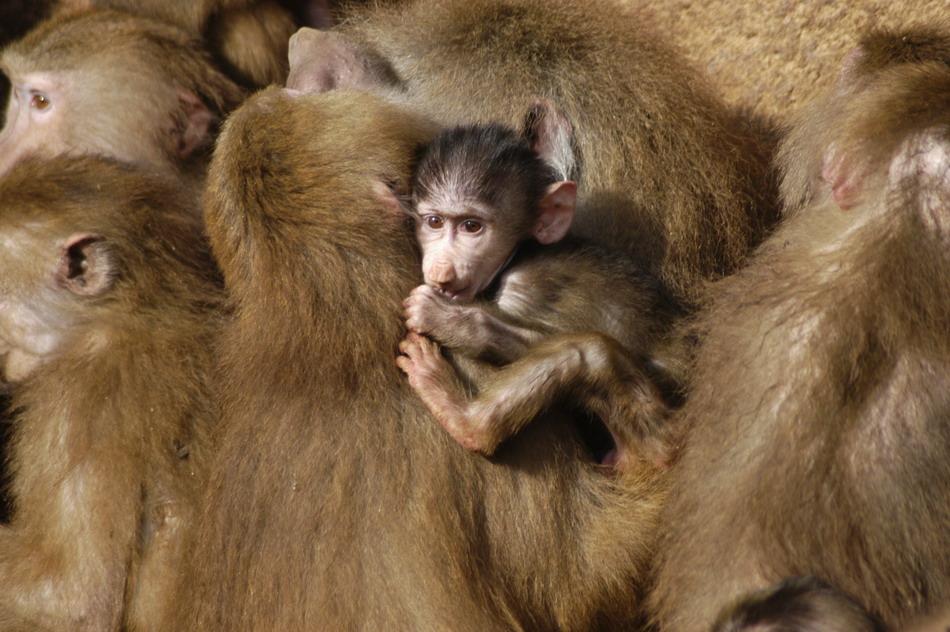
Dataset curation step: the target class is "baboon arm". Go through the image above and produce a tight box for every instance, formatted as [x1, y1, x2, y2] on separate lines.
[401, 331, 673, 466]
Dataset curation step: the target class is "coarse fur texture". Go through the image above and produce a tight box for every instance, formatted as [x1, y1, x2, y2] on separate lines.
[399, 118, 680, 466]
[54, 0, 298, 88]
[637, 0, 950, 120]
[407, 239, 675, 365]
[712, 576, 884, 632]
[322, 0, 779, 305]
[0, 8, 244, 183]
[648, 29, 950, 632]
[0, 155, 223, 631]
[399, 237, 681, 466]
[174, 86, 667, 631]
[205, 1, 298, 88]
[778, 25, 950, 218]
[411, 122, 559, 232]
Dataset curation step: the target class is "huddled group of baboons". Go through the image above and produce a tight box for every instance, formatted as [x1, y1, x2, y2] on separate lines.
[0, 0, 948, 630]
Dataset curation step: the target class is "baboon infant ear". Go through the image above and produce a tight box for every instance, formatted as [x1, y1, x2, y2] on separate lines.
[532, 181, 577, 245]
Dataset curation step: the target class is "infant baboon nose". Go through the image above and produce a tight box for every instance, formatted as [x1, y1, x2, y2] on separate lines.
[427, 261, 456, 286]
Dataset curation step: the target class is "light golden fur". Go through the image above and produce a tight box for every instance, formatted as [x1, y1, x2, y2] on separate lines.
[649, 28, 950, 632]
[0, 155, 223, 631]
[336, 0, 779, 305]
[175, 86, 668, 631]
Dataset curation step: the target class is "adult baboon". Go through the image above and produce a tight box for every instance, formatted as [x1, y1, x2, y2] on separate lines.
[288, 0, 780, 305]
[648, 27, 950, 632]
[0, 155, 222, 631]
[175, 86, 668, 631]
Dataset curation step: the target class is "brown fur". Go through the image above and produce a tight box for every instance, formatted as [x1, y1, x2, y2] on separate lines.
[398, 238, 681, 467]
[0, 8, 244, 182]
[636, 0, 950, 120]
[778, 26, 950, 217]
[906, 609, 950, 632]
[0, 0, 53, 114]
[712, 577, 884, 632]
[0, 155, 223, 631]
[0, 409, 10, 527]
[53, 0, 298, 88]
[313, 0, 780, 305]
[397, 118, 679, 463]
[648, 29, 950, 631]
[175, 86, 667, 630]
[0, 0, 57, 529]
[206, 1, 297, 88]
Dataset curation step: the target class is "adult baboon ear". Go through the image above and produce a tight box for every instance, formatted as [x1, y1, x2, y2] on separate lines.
[57, 233, 113, 296]
[286, 28, 400, 93]
[172, 90, 212, 159]
[533, 181, 576, 244]
[821, 143, 862, 211]
[522, 97, 576, 181]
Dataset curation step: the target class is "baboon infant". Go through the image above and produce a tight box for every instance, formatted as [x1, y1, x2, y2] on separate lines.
[177, 86, 668, 631]
[287, 0, 782, 308]
[397, 114, 679, 468]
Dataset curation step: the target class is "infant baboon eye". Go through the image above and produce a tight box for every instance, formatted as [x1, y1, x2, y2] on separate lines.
[461, 219, 483, 233]
[424, 215, 444, 229]
[30, 92, 51, 110]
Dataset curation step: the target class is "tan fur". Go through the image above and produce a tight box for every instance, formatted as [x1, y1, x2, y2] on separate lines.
[0, 9, 244, 185]
[712, 577, 883, 632]
[53, 0, 298, 88]
[636, 0, 950, 120]
[333, 0, 779, 305]
[0, 155, 223, 631]
[399, 238, 682, 465]
[174, 86, 667, 630]
[75, 0, 211, 33]
[905, 609, 950, 632]
[207, 1, 297, 88]
[648, 29, 950, 632]
[778, 26, 950, 218]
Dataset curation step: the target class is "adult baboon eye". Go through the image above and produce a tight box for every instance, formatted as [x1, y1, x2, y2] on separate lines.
[461, 219, 483, 233]
[30, 92, 50, 110]
[424, 215, 444, 229]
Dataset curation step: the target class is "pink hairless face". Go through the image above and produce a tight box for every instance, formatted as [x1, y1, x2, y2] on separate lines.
[415, 180, 576, 302]
[414, 194, 519, 302]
